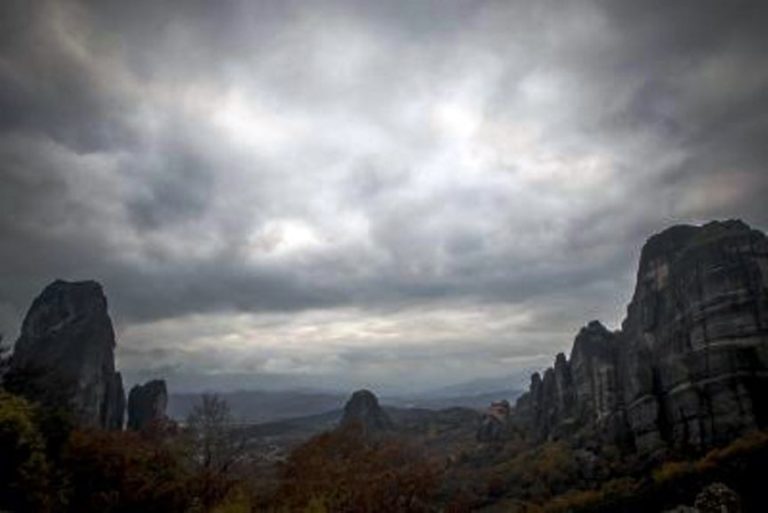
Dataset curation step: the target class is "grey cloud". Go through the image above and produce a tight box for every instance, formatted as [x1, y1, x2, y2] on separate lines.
[1, 0, 766, 390]
[0, 2, 138, 152]
[125, 145, 215, 230]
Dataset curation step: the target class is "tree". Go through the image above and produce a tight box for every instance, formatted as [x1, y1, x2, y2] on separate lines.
[0, 390, 51, 512]
[63, 429, 192, 513]
[185, 394, 246, 511]
[1, 362, 76, 460]
[271, 424, 441, 513]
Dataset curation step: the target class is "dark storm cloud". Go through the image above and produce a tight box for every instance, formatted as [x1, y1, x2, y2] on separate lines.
[1, 0, 766, 390]
[0, 1, 138, 152]
[124, 145, 215, 230]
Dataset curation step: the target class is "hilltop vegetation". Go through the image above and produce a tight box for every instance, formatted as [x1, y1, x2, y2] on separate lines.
[2, 383, 768, 512]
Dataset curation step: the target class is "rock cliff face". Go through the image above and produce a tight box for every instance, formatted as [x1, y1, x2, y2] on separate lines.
[513, 220, 768, 454]
[340, 389, 393, 434]
[10, 280, 125, 429]
[621, 220, 768, 453]
[569, 321, 627, 445]
[127, 379, 168, 430]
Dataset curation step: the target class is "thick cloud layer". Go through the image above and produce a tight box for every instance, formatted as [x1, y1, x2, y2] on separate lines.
[1, 0, 766, 393]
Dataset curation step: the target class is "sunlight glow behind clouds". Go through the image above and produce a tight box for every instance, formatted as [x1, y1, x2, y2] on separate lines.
[213, 91, 304, 151]
[0, 0, 766, 393]
[248, 219, 325, 257]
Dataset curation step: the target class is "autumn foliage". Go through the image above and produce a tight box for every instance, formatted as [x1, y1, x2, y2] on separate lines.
[268, 423, 441, 513]
[0, 388, 243, 513]
[3, 380, 768, 513]
[0, 390, 50, 512]
[63, 429, 192, 513]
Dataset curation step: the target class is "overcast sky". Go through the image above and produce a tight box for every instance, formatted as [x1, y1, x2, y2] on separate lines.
[1, 0, 767, 394]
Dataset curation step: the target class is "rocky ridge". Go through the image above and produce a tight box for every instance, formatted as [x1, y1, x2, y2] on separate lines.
[512, 220, 768, 454]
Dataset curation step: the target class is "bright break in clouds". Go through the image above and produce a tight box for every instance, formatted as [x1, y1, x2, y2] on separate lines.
[1, 0, 766, 393]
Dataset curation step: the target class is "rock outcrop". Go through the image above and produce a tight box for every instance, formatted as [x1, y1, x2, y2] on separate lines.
[569, 321, 622, 428]
[477, 400, 511, 441]
[513, 220, 768, 455]
[340, 389, 393, 434]
[620, 220, 768, 453]
[10, 280, 125, 429]
[127, 379, 168, 430]
[514, 321, 625, 444]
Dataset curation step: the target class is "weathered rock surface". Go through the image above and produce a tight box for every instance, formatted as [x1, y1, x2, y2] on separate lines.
[513, 220, 768, 455]
[340, 389, 393, 434]
[477, 400, 511, 442]
[514, 321, 626, 444]
[10, 280, 125, 429]
[127, 379, 168, 430]
[621, 220, 768, 453]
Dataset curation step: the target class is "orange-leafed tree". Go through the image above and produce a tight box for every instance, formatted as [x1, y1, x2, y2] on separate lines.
[63, 429, 192, 513]
[271, 424, 441, 513]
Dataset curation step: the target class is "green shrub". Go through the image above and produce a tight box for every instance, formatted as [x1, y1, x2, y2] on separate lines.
[0, 390, 51, 512]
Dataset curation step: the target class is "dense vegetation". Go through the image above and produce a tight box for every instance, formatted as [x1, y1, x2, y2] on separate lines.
[1, 376, 766, 513]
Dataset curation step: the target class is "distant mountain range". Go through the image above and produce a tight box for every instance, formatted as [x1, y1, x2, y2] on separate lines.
[168, 389, 347, 424]
[417, 370, 535, 397]
[169, 382, 525, 424]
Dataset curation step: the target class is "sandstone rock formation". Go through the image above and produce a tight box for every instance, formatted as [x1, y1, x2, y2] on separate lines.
[569, 321, 622, 430]
[513, 220, 768, 455]
[340, 389, 393, 434]
[620, 220, 768, 453]
[10, 280, 125, 429]
[127, 379, 168, 430]
[477, 400, 511, 441]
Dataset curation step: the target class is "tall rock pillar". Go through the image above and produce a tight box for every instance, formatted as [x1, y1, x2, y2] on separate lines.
[10, 280, 126, 429]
